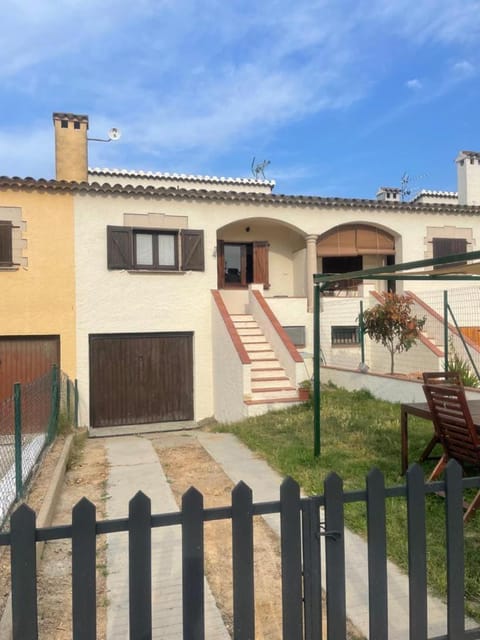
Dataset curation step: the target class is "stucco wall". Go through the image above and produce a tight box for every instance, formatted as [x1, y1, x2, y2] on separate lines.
[211, 298, 249, 423]
[321, 366, 480, 404]
[367, 337, 440, 376]
[73, 188, 480, 424]
[0, 191, 76, 378]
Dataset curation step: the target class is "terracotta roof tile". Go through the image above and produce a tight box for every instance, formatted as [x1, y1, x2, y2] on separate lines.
[1, 175, 480, 214]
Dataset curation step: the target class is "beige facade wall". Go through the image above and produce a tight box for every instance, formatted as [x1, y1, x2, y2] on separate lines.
[73, 188, 480, 423]
[0, 190, 76, 377]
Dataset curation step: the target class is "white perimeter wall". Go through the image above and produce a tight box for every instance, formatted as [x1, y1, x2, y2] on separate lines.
[321, 366, 480, 404]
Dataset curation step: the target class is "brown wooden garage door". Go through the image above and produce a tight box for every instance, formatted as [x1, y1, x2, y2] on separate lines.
[89, 332, 194, 428]
[0, 335, 60, 402]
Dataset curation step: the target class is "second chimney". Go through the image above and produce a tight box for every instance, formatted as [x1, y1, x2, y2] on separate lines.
[53, 112, 89, 182]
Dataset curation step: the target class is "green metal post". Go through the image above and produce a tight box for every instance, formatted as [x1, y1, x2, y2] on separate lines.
[313, 284, 321, 457]
[66, 379, 71, 421]
[14, 383, 22, 499]
[444, 290, 449, 371]
[74, 379, 79, 428]
[47, 364, 59, 443]
[359, 300, 365, 366]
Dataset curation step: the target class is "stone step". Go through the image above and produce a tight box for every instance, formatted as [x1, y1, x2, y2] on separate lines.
[230, 314, 254, 322]
[248, 350, 276, 361]
[251, 377, 290, 390]
[251, 361, 281, 370]
[239, 335, 265, 344]
[249, 387, 297, 400]
[233, 321, 259, 330]
[243, 342, 270, 352]
[236, 328, 262, 336]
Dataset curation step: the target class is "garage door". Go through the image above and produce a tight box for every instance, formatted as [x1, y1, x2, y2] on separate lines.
[89, 332, 194, 428]
[0, 335, 60, 402]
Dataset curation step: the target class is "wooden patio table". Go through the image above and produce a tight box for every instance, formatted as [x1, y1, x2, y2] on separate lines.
[400, 399, 480, 475]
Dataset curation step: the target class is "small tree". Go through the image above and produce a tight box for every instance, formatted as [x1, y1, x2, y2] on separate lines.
[360, 293, 426, 374]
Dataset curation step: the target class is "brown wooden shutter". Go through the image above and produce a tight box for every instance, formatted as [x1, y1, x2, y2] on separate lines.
[0, 222, 12, 265]
[181, 230, 205, 271]
[107, 226, 133, 269]
[433, 237, 467, 268]
[216, 240, 225, 288]
[253, 241, 270, 289]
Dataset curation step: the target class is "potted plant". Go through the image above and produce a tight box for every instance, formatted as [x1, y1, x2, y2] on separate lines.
[298, 379, 312, 401]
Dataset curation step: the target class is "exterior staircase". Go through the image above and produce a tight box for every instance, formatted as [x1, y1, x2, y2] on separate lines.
[230, 314, 302, 413]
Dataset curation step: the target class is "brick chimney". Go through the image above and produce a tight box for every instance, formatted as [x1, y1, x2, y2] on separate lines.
[53, 113, 89, 182]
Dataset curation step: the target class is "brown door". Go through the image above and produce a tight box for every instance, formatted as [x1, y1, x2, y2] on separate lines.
[89, 332, 194, 428]
[0, 335, 60, 401]
[217, 240, 269, 288]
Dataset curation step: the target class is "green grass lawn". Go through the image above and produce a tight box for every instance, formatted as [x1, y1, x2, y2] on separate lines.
[213, 385, 480, 619]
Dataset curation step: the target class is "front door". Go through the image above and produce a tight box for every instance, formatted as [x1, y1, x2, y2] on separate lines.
[217, 240, 269, 289]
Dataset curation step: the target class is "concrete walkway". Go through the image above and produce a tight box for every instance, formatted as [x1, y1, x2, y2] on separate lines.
[102, 429, 477, 639]
[104, 436, 229, 640]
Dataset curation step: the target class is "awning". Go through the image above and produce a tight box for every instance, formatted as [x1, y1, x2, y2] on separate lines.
[314, 250, 480, 286]
[317, 224, 395, 257]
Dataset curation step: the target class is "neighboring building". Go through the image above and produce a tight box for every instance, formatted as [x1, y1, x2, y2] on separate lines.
[2, 112, 480, 425]
[0, 176, 76, 401]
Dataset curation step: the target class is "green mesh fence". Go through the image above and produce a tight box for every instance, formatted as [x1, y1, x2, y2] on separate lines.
[0, 367, 77, 527]
[411, 287, 480, 382]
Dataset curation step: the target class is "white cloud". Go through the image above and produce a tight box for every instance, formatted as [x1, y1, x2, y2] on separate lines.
[2, 1, 480, 174]
[452, 60, 475, 77]
[406, 79, 422, 90]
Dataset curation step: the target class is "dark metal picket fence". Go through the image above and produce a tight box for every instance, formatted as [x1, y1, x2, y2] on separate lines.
[2, 461, 480, 639]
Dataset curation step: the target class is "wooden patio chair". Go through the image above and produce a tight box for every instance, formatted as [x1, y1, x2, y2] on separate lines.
[422, 383, 480, 521]
[419, 371, 462, 463]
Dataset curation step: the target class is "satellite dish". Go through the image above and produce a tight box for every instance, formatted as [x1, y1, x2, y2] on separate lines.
[108, 127, 121, 141]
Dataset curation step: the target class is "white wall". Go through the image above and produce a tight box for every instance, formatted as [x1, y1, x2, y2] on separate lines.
[367, 337, 440, 376]
[73, 187, 480, 425]
[212, 299, 249, 423]
[321, 366, 480, 403]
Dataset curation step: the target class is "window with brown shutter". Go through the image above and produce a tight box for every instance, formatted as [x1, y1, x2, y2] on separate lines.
[432, 238, 468, 269]
[0, 222, 13, 266]
[107, 226, 204, 272]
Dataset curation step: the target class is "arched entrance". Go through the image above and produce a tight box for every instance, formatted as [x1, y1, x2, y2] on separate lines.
[317, 224, 396, 294]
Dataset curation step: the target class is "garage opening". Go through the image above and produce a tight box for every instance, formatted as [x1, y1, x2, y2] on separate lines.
[89, 332, 194, 428]
[0, 335, 60, 402]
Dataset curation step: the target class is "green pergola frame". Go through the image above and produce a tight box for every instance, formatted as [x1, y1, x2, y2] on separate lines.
[312, 249, 480, 457]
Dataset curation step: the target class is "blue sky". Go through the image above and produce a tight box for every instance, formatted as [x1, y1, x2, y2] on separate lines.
[1, 0, 479, 198]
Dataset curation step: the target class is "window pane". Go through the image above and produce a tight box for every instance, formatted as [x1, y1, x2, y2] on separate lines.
[136, 234, 153, 265]
[157, 234, 175, 266]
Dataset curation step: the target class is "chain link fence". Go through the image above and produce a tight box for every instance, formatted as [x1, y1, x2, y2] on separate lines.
[409, 287, 480, 381]
[0, 366, 78, 527]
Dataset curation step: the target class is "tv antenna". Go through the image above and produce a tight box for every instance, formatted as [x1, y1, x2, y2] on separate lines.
[251, 157, 271, 180]
[88, 127, 122, 143]
[400, 171, 427, 201]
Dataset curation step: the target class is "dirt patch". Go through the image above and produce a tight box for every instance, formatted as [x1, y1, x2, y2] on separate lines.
[36, 434, 108, 639]
[152, 433, 287, 639]
[0, 434, 70, 623]
[0, 432, 109, 640]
